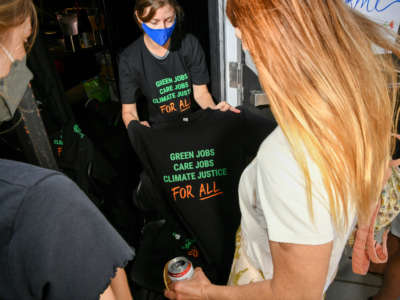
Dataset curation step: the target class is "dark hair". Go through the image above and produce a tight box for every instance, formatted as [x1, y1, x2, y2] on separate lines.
[134, 0, 184, 28]
[0, 0, 38, 52]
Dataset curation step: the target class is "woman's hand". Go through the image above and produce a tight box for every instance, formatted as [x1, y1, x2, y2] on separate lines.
[164, 267, 212, 300]
[139, 121, 151, 127]
[192, 85, 240, 114]
[211, 101, 241, 113]
[122, 104, 151, 128]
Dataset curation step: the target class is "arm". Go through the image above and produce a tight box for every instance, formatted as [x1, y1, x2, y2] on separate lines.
[193, 84, 240, 113]
[166, 241, 332, 300]
[119, 51, 148, 127]
[186, 34, 239, 114]
[100, 268, 133, 300]
[192, 84, 215, 109]
[122, 103, 150, 128]
[100, 286, 116, 300]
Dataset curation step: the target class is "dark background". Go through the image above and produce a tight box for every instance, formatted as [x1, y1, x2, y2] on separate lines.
[0, 0, 214, 249]
[34, 0, 211, 89]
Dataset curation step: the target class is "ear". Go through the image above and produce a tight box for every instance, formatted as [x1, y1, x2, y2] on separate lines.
[135, 11, 143, 24]
[234, 27, 249, 51]
[22, 17, 32, 41]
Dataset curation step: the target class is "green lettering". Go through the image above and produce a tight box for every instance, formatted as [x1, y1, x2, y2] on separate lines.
[160, 85, 174, 95]
[170, 151, 195, 161]
[156, 77, 173, 88]
[163, 172, 196, 183]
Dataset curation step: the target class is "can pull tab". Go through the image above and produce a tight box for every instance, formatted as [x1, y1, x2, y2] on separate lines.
[182, 117, 189, 122]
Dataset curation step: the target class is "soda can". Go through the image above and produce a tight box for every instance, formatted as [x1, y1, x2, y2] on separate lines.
[163, 257, 194, 289]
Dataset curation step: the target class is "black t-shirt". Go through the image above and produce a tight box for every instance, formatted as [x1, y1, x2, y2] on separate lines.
[119, 34, 209, 124]
[131, 217, 208, 293]
[127, 107, 276, 284]
[0, 159, 134, 300]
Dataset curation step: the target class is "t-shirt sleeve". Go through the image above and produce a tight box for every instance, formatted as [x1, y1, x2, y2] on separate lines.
[119, 51, 141, 104]
[10, 174, 134, 300]
[182, 34, 209, 85]
[256, 131, 334, 245]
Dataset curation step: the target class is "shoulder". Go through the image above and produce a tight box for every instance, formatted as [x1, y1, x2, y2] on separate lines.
[21, 172, 95, 219]
[0, 160, 82, 242]
[11, 165, 93, 225]
[257, 127, 293, 167]
[0, 159, 61, 189]
[182, 33, 200, 44]
[256, 127, 325, 194]
[0, 160, 59, 246]
[10, 164, 113, 249]
[120, 36, 144, 61]
[255, 127, 300, 190]
[179, 33, 202, 51]
[0, 159, 96, 224]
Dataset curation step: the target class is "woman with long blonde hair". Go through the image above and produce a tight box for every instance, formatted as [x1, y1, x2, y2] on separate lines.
[164, 0, 400, 299]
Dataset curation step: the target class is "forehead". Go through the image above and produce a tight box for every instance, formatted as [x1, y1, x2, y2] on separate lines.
[146, 4, 175, 20]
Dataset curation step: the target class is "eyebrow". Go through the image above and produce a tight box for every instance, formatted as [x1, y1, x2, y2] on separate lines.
[151, 15, 175, 22]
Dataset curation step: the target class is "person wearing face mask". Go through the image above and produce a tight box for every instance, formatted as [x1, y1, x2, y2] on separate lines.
[0, 3, 33, 122]
[119, 0, 239, 128]
[0, 1, 135, 300]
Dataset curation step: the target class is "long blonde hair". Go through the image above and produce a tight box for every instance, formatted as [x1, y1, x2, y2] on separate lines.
[227, 0, 400, 227]
[0, 0, 38, 51]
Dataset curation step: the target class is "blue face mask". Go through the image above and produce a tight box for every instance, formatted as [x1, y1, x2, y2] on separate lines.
[142, 18, 176, 46]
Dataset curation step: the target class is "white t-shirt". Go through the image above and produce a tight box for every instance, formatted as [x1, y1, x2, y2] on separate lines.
[238, 126, 356, 292]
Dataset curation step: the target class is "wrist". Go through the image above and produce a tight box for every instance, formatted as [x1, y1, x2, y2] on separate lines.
[130, 114, 139, 121]
[202, 283, 215, 300]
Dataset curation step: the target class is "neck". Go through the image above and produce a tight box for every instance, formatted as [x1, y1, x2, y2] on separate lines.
[143, 34, 170, 57]
[0, 56, 11, 79]
[0, 45, 13, 79]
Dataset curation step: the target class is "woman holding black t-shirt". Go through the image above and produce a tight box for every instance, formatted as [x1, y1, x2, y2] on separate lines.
[119, 0, 239, 127]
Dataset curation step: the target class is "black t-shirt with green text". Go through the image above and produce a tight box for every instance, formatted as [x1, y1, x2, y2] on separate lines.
[119, 34, 209, 124]
[127, 107, 276, 284]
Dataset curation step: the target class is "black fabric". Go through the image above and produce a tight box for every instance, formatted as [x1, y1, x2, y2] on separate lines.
[131, 218, 209, 294]
[133, 285, 167, 300]
[132, 171, 217, 293]
[49, 120, 118, 208]
[27, 34, 74, 134]
[127, 106, 276, 288]
[0, 159, 134, 300]
[132, 171, 213, 293]
[119, 33, 209, 123]
[134, 171, 165, 214]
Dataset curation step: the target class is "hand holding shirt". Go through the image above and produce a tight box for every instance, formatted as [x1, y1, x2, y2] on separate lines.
[127, 107, 276, 286]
